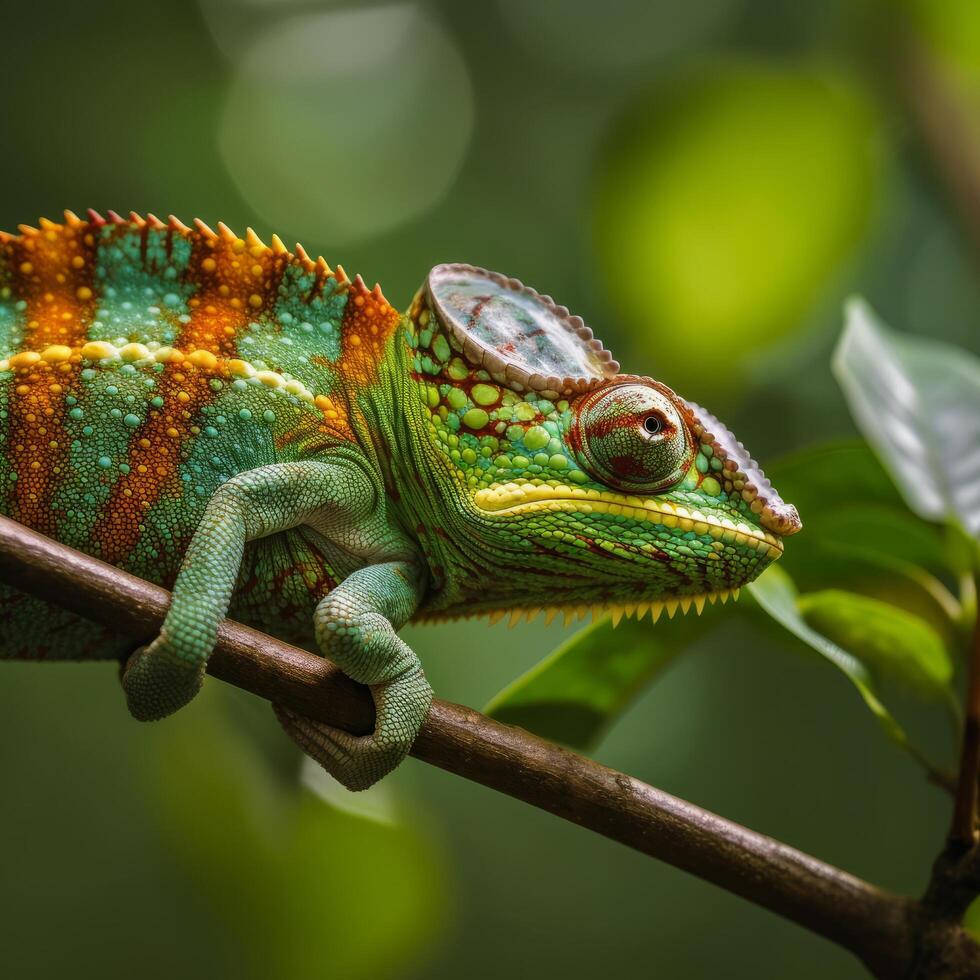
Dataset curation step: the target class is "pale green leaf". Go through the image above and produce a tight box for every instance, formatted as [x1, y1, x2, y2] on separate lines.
[299, 755, 401, 827]
[834, 300, 980, 541]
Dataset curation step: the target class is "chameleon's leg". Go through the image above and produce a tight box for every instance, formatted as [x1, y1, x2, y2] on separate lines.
[123, 459, 373, 721]
[275, 561, 432, 791]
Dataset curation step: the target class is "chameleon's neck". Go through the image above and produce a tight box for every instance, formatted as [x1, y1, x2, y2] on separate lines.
[382, 298, 490, 603]
[339, 319, 422, 495]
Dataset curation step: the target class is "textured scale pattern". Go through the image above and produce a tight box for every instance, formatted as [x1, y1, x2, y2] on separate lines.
[0, 211, 799, 789]
[0, 212, 397, 648]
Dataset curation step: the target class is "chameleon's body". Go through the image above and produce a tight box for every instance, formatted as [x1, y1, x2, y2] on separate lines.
[0, 211, 800, 788]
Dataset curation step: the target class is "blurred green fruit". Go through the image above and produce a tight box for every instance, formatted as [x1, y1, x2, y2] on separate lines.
[593, 65, 880, 394]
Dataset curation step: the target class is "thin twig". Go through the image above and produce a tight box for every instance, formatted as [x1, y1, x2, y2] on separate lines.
[951, 581, 980, 849]
[895, 34, 980, 266]
[1, 515, 979, 979]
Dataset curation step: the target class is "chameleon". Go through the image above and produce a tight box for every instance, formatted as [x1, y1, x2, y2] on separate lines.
[0, 210, 800, 789]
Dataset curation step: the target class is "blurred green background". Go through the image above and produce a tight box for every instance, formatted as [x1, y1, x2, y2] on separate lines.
[2, 1, 980, 977]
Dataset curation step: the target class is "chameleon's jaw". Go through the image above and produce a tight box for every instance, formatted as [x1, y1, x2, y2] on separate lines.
[472, 482, 784, 561]
[408, 481, 785, 627]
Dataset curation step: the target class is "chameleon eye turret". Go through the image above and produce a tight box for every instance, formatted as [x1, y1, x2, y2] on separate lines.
[426, 263, 618, 395]
[571, 380, 695, 494]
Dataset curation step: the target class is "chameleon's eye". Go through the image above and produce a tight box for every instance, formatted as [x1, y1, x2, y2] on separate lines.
[573, 382, 694, 493]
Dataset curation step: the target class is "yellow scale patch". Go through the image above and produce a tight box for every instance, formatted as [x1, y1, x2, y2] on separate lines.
[0, 342, 345, 424]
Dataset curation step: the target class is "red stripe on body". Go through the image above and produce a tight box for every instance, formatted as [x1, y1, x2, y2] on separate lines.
[92, 228, 289, 563]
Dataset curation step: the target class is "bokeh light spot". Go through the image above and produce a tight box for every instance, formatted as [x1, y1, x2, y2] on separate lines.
[219, 3, 474, 246]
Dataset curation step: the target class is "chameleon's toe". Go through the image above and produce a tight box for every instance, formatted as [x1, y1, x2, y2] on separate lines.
[274, 667, 432, 791]
[274, 706, 409, 791]
[122, 639, 205, 721]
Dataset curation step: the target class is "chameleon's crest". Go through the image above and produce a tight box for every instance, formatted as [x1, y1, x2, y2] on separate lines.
[426, 264, 619, 397]
[684, 401, 801, 536]
[0, 210, 355, 288]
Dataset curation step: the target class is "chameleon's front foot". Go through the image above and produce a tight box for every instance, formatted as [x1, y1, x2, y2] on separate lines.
[276, 563, 431, 790]
[275, 666, 432, 791]
[122, 639, 205, 721]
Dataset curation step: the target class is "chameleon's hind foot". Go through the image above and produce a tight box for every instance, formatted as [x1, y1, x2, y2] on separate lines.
[122, 639, 205, 721]
[274, 666, 432, 791]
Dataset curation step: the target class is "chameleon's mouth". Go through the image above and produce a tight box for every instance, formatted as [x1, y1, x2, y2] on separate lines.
[472, 482, 784, 561]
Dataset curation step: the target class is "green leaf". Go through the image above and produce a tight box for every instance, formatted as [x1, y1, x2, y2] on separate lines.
[813, 543, 963, 626]
[763, 442, 963, 627]
[769, 440, 911, 511]
[834, 300, 980, 542]
[797, 589, 953, 700]
[966, 894, 980, 942]
[767, 442, 951, 577]
[485, 605, 721, 749]
[748, 566, 917, 757]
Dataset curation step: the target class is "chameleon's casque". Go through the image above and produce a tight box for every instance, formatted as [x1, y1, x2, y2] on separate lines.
[0, 211, 800, 788]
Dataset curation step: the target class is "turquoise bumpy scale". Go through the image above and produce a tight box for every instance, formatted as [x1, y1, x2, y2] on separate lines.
[0, 212, 800, 789]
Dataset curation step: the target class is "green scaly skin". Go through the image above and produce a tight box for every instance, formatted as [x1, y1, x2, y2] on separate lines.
[0, 213, 800, 790]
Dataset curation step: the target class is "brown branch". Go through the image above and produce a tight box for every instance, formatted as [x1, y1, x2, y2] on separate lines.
[908, 583, 980, 976]
[951, 587, 980, 849]
[1, 514, 979, 978]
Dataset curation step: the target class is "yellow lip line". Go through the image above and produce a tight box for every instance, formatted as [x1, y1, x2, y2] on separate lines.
[473, 483, 783, 557]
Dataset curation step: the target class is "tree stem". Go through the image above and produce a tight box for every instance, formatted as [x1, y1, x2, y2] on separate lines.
[951, 580, 980, 849]
[1, 514, 979, 978]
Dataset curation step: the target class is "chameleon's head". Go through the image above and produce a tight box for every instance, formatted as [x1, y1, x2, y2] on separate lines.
[405, 265, 801, 622]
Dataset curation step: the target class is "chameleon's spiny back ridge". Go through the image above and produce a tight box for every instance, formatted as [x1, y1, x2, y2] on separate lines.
[0, 210, 401, 572]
